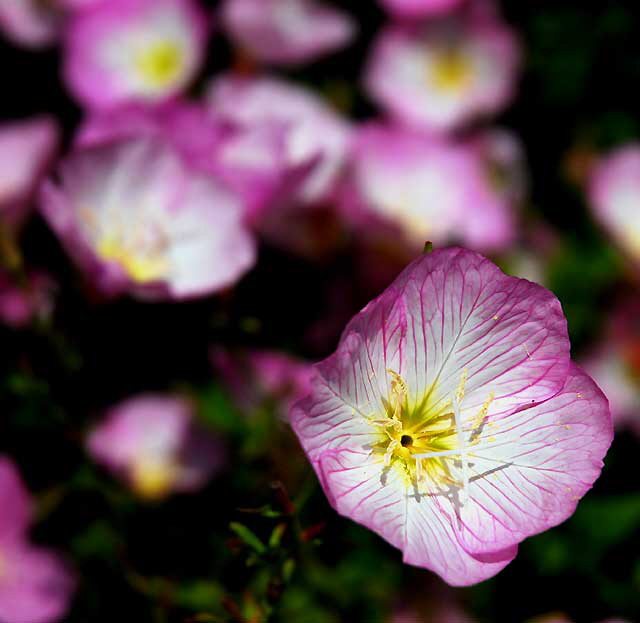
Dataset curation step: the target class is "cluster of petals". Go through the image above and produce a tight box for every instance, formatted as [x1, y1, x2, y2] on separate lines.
[206, 74, 353, 206]
[379, 0, 465, 19]
[291, 247, 612, 586]
[76, 100, 299, 224]
[587, 143, 640, 263]
[220, 0, 356, 66]
[62, 0, 208, 110]
[87, 393, 224, 500]
[212, 348, 313, 420]
[341, 123, 520, 253]
[40, 136, 255, 301]
[0, 116, 59, 231]
[364, 2, 521, 133]
[0, 457, 75, 623]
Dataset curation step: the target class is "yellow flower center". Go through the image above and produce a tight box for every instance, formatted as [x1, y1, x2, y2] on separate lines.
[430, 48, 472, 93]
[131, 456, 178, 500]
[97, 237, 168, 283]
[136, 41, 183, 88]
[371, 369, 494, 494]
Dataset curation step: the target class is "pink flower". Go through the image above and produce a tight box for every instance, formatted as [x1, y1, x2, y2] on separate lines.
[87, 393, 225, 500]
[0, 117, 59, 231]
[220, 0, 356, 66]
[212, 348, 313, 420]
[0, 270, 57, 329]
[364, 6, 521, 133]
[291, 247, 612, 586]
[588, 143, 640, 263]
[0, 457, 75, 623]
[379, 0, 464, 19]
[40, 136, 255, 301]
[62, 0, 208, 110]
[206, 74, 352, 205]
[0, 0, 60, 48]
[341, 123, 518, 253]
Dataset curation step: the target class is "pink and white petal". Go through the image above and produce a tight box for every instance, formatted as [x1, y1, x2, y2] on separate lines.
[403, 493, 517, 586]
[291, 289, 406, 461]
[395, 248, 570, 416]
[453, 363, 612, 556]
[161, 177, 255, 299]
[316, 449, 517, 586]
[317, 449, 407, 550]
[0, 0, 59, 49]
[0, 116, 60, 228]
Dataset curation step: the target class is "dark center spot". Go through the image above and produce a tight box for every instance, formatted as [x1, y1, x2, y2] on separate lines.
[400, 434, 413, 447]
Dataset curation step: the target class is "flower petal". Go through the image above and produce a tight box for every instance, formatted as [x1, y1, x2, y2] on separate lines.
[317, 448, 517, 586]
[318, 449, 406, 550]
[291, 289, 406, 462]
[453, 363, 613, 556]
[395, 247, 570, 417]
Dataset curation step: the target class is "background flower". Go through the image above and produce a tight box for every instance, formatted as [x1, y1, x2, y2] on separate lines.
[62, 0, 208, 109]
[87, 393, 225, 499]
[40, 136, 255, 300]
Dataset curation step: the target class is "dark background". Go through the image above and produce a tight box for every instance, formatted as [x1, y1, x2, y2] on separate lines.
[1, 1, 639, 621]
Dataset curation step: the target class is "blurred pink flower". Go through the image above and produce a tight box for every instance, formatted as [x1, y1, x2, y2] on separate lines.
[40, 137, 255, 301]
[212, 348, 313, 420]
[76, 100, 300, 223]
[341, 123, 518, 253]
[364, 5, 521, 133]
[87, 394, 224, 500]
[63, 0, 208, 110]
[220, 0, 356, 66]
[582, 298, 640, 433]
[0, 117, 59, 231]
[0, 457, 75, 623]
[291, 247, 612, 586]
[0, 270, 57, 329]
[0, 0, 61, 48]
[379, 0, 464, 19]
[206, 74, 353, 206]
[588, 143, 640, 263]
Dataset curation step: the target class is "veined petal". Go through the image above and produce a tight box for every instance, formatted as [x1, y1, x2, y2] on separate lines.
[317, 448, 517, 586]
[396, 247, 570, 416]
[404, 493, 517, 586]
[452, 363, 613, 555]
[291, 290, 406, 462]
[318, 449, 406, 550]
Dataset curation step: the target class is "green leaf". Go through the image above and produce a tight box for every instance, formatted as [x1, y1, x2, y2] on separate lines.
[229, 522, 266, 555]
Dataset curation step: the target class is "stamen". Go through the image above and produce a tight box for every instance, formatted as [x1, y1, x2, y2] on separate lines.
[455, 368, 467, 405]
[452, 388, 470, 504]
[469, 391, 495, 440]
[384, 440, 399, 466]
